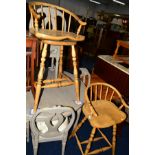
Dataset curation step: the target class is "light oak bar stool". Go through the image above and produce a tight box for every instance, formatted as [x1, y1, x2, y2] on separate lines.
[70, 82, 129, 155]
[28, 2, 86, 112]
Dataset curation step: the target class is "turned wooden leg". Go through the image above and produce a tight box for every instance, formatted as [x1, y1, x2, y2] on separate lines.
[69, 116, 87, 139]
[84, 127, 96, 155]
[112, 125, 117, 155]
[38, 41, 43, 66]
[71, 45, 80, 101]
[34, 43, 48, 112]
[58, 46, 63, 78]
[40, 41, 43, 52]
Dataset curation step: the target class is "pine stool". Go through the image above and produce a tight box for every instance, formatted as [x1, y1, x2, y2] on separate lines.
[29, 2, 86, 112]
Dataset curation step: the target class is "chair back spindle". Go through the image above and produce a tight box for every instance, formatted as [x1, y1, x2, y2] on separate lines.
[68, 14, 71, 32]
[54, 8, 57, 30]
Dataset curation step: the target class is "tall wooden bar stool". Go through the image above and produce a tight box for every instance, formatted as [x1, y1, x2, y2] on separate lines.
[28, 2, 86, 112]
[70, 82, 129, 155]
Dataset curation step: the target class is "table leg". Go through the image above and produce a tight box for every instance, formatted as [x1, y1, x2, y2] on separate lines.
[34, 43, 48, 112]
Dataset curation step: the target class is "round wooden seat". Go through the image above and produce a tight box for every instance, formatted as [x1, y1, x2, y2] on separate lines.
[30, 29, 85, 42]
[83, 100, 126, 128]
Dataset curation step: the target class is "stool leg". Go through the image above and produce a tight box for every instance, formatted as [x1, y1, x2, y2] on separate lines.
[58, 46, 63, 78]
[71, 45, 80, 101]
[112, 125, 117, 155]
[34, 43, 48, 112]
[84, 127, 96, 155]
[69, 116, 87, 139]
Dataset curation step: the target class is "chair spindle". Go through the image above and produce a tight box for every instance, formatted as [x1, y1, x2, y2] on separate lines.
[54, 8, 57, 30]
[41, 5, 45, 29]
[110, 90, 115, 101]
[68, 14, 71, 32]
[105, 87, 109, 100]
[99, 85, 102, 100]
[48, 7, 51, 30]
[62, 10, 65, 31]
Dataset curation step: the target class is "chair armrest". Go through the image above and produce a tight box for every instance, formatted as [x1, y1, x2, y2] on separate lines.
[29, 5, 41, 20]
[120, 98, 129, 109]
[86, 101, 98, 117]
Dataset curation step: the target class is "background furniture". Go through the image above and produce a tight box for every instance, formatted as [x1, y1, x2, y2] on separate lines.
[112, 40, 129, 70]
[93, 55, 129, 101]
[26, 32, 38, 96]
[29, 1, 86, 112]
[70, 82, 129, 155]
[113, 40, 129, 58]
[30, 106, 75, 155]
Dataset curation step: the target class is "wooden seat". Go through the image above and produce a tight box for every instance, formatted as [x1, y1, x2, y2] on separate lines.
[30, 29, 85, 41]
[70, 82, 129, 155]
[28, 2, 86, 112]
[83, 100, 126, 128]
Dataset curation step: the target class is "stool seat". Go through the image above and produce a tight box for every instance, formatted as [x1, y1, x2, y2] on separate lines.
[30, 29, 85, 42]
[83, 100, 126, 128]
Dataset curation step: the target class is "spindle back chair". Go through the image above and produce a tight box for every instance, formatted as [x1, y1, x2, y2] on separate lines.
[28, 1, 86, 112]
[70, 82, 129, 155]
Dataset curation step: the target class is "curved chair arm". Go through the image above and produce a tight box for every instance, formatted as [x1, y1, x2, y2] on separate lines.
[121, 98, 129, 109]
[29, 6, 41, 20]
[85, 101, 98, 118]
[29, 1, 86, 35]
[28, 5, 41, 31]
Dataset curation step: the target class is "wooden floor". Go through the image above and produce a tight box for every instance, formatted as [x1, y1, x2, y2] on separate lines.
[90, 73, 105, 83]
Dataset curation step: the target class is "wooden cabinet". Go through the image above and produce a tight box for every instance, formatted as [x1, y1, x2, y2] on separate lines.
[93, 56, 129, 102]
[26, 32, 39, 96]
